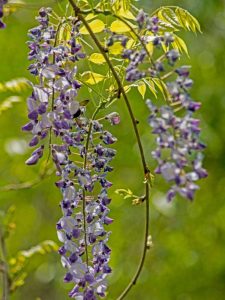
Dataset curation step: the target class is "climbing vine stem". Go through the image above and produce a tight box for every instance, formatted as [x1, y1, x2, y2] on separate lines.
[68, 1, 151, 299]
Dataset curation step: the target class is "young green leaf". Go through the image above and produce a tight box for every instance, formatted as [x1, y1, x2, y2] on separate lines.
[80, 19, 105, 35]
[138, 82, 147, 99]
[89, 53, 106, 64]
[0, 78, 29, 93]
[108, 42, 124, 55]
[172, 34, 189, 56]
[81, 71, 105, 85]
[110, 20, 131, 33]
[0, 96, 22, 114]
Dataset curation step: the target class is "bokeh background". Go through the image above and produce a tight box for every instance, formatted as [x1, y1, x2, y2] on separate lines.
[0, 0, 225, 299]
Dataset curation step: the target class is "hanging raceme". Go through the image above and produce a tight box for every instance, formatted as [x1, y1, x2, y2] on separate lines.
[19, 1, 208, 299]
[105, 9, 207, 201]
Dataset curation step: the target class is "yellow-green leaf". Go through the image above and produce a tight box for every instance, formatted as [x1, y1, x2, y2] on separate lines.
[111, 0, 131, 14]
[109, 42, 124, 55]
[175, 7, 201, 33]
[172, 34, 189, 56]
[110, 20, 131, 33]
[126, 38, 135, 49]
[146, 79, 157, 98]
[124, 85, 131, 93]
[153, 78, 170, 101]
[153, 6, 201, 33]
[138, 82, 146, 99]
[117, 9, 136, 20]
[58, 24, 71, 44]
[80, 19, 105, 35]
[89, 53, 106, 65]
[81, 71, 105, 85]
[0, 96, 21, 114]
[10, 272, 27, 292]
[146, 42, 154, 56]
[0, 78, 29, 93]
[85, 13, 96, 21]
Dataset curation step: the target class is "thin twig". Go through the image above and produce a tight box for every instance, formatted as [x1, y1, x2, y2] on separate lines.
[0, 168, 54, 192]
[0, 229, 9, 300]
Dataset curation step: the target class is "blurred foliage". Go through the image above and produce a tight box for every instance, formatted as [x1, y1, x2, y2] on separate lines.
[0, 0, 225, 299]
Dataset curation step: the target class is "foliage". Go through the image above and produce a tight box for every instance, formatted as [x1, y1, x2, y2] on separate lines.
[0, 78, 29, 114]
[0, 1, 222, 299]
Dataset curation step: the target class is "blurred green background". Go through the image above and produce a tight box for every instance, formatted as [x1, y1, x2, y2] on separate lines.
[0, 0, 225, 299]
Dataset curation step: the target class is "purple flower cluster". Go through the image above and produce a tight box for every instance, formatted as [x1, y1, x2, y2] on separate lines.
[23, 8, 118, 298]
[122, 36, 177, 82]
[23, 8, 85, 165]
[56, 115, 117, 299]
[0, 0, 7, 29]
[107, 9, 207, 201]
[108, 11, 178, 83]
[146, 67, 207, 201]
[136, 9, 159, 32]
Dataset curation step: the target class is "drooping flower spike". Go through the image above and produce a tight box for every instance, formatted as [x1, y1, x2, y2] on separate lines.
[23, 7, 119, 298]
[106, 8, 207, 202]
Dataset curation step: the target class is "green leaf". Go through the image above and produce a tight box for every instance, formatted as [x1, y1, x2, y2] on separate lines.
[81, 71, 105, 85]
[115, 188, 145, 205]
[115, 188, 134, 198]
[9, 240, 58, 275]
[108, 42, 124, 55]
[110, 20, 131, 33]
[85, 13, 97, 21]
[158, 7, 177, 29]
[80, 19, 105, 35]
[20, 240, 58, 258]
[58, 23, 71, 44]
[146, 42, 154, 56]
[89, 53, 106, 65]
[175, 7, 201, 33]
[10, 272, 27, 293]
[111, 0, 131, 14]
[144, 79, 157, 99]
[154, 6, 201, 33]
[117, 9, 136, 20]
[172, 34, 189, 56]
[138, 82, 147, 99]
[124, 85, 131, 93]
[152, 78, 170, 101]
[0, 78, 29, 93]
[0, 96, 21, 114]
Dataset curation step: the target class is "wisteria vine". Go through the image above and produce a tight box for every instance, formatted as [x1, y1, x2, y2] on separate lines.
[0, 0, 208, 299]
